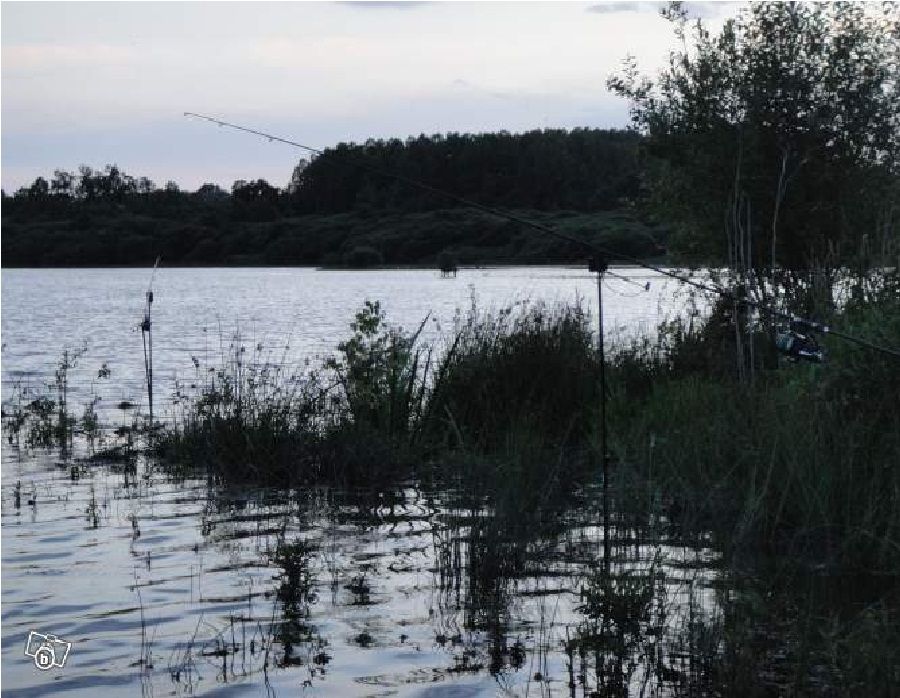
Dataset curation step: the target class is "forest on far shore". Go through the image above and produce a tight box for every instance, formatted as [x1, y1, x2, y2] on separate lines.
[2, 128, 669, 268]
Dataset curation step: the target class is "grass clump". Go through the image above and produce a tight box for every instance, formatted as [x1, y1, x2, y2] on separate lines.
[155, 300, 601, 487]
[159, 358, 327, 484]
[423, 303, 598, 453]
[608, 284, 900, 571]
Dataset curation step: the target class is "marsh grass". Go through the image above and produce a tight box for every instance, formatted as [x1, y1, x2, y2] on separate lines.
[422, 302, 598, 453]
[594, 278, 900, 695]
[154, 282, 900, 574]
[1, 345, 110, 453]
[158, 344, 328, 484]
[155, 300, 599, 487]
[607, 290, 900, 572]
[10, 280, 900, 694]
[155, 303, 434, 485]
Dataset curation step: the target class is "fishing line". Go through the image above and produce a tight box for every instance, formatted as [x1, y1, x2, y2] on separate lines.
[603, 278, 647, 299]
[184, 112, 900, 360]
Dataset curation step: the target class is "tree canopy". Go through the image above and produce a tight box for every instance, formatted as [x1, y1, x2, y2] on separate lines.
[608, 1, 900, 272]
[289, 128, 641, 213]
[1, 128, 666, 268]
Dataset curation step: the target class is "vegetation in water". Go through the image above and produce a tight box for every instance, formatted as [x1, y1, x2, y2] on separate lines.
[4, 2, 900, 694]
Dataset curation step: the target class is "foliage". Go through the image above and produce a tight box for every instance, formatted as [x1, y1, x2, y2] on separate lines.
[609, 1, 900, 271]
[159, 340, 329, 484]
[2, 127, 662, 267]
[342, 245, 383, 268]
[423, 302, 599, 452]
[291, 128, 641, 213]
[607, 280, 900, 571]
[325, 301, 426, 434]
[2, 205, 666, 268]
[156, 302, 600, 484]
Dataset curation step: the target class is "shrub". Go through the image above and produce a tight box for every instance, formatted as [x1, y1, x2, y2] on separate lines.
[424, 302, 599, 452]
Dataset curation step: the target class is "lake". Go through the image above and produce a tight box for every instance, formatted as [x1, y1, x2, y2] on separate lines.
[1, 266, 721, 698]
[1, 266, 686, 423]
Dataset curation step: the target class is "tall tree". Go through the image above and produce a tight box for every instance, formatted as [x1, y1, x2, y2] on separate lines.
[608, 2, 900, 282]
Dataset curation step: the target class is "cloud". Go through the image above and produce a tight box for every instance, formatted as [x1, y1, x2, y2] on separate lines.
[586, 2, 739, 19]
[2, 43, 136, 71]
[451, 78, 519, 102]
[337, 1, 429, 9]
[587, 2, 661, 14]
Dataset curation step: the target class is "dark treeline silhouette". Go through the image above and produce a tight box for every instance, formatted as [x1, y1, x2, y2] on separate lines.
[290, 128, 641, 213]
[2, 128, 662, 267]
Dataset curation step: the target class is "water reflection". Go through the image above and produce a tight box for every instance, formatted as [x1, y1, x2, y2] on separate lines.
[0, 450, 741, 697]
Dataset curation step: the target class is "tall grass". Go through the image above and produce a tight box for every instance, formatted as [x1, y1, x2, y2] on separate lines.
[159, 345, 329, 484]
[156, 300, 599, 486]
[607, 283, 900, 571]
[155, 282, 900, 570]
[422, 302, 598, 453]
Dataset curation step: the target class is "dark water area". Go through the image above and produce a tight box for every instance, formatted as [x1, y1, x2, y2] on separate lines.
[3, 267, 896, 696]
[2, 449, 722, 697]
[1, 266, 682, 426]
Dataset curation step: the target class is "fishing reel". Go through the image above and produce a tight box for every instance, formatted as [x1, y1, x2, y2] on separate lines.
[775, 318, 826, 364]
[588, 256, 608, 274]
[140, 290, 153, 333]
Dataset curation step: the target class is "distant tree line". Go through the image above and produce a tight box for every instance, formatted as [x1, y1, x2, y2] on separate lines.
[5, 128, 640, 216]
[2, 128, 658, 267]
[289, 128, 641, 213]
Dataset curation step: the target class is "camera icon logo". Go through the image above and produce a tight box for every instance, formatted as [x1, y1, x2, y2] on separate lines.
[24, 631, 72, 671]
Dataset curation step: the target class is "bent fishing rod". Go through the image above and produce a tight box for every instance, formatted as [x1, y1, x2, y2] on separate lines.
[184, 112, 900, 360]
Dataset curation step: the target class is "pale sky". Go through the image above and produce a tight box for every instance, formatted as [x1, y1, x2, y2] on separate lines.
[1, 1, 734, 192]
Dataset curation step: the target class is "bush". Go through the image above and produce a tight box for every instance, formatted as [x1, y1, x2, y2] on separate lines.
[607, 283, 900, 570]
[424, 303, 599, 452]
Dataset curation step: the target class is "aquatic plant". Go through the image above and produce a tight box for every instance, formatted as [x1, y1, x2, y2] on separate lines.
[422, 301, 598, 454]
[156, 301, 598, 487]
[1, 347, 92, 451]
[607, 285, 900, 572]
[157, 339, 328, 484]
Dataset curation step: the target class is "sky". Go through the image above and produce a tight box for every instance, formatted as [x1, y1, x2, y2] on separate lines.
[1, 1, 735, 192]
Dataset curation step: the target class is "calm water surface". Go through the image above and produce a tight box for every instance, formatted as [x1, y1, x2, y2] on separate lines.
[1, 266, 685, 418]
[1, 267, 718, 697]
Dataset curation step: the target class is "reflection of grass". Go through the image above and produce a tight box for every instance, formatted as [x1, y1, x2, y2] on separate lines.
[569, 556, 714, 696]
[272, 537, 322, 667]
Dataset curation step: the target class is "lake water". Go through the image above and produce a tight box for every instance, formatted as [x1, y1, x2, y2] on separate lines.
[1, 266, 721, 697]
[1, 266, 686, 421]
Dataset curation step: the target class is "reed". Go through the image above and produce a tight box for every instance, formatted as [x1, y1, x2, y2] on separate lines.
[153, 283, 900, 574]
[155, 301, 601, 486]
[2, 345, 92, 451]
[607, 287, 900, 572]
[155, 339, 329, 485]
[422, 301, 598, 454]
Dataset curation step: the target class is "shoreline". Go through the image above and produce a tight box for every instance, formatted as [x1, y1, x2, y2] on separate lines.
[1, 259, 672, 271]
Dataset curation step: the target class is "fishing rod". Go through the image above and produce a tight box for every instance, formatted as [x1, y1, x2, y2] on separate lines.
[140, 256, 161, 429]
[183, 111, 900, 362]
[185, 112, 899, 572]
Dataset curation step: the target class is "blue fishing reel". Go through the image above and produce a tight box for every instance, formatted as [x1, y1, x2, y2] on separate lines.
[775, 318, 826, 363]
